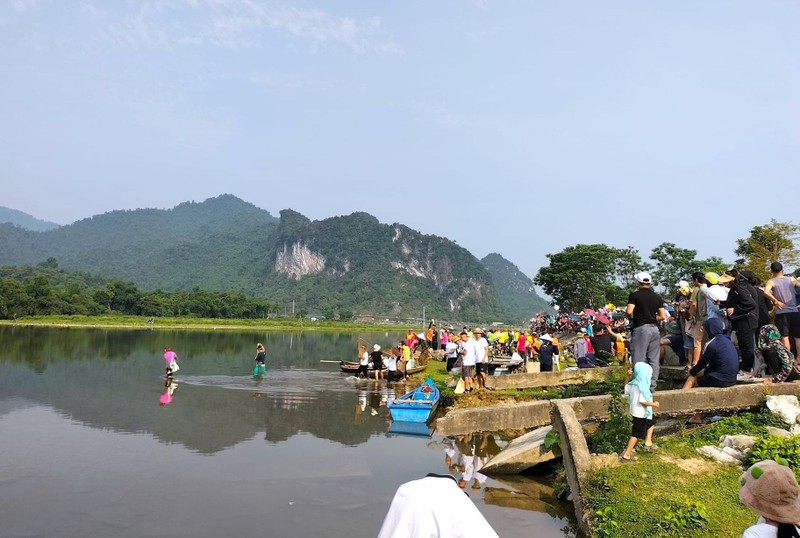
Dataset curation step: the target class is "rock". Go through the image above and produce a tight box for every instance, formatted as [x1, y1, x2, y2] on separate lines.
[696, 445, 741, 464]
[653, 419, 682, 436]
[766, 395, 800, 425]
[767, 427, 793, 438]
[720, 446, 746, 461]
[791, 424, 800, 436]
[719, 435, 756, 452]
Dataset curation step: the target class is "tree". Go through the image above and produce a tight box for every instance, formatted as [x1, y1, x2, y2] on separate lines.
[735, 220, 800, 282]
[535, 244, 622, 311]
[615, 246, 653, 291]
[649, 243, 699, 292]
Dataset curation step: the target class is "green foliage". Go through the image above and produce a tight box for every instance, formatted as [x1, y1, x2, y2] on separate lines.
[659, 502, 708, 533]
[0, 196, 518, 321]
[745, 435, 800, 479]
[667, 410, 787, 449]
[587, 395, 632, 454]
[735, 219, 800, 281]
[481, 253, 553, 321]
[543, 430, 561, 450]
[594, 506, 620, 538]
[650, 242, 700, 292]
[534, 244, 634, 311]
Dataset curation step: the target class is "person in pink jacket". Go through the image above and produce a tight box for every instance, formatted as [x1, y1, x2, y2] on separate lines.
[163, 347, 178, 379]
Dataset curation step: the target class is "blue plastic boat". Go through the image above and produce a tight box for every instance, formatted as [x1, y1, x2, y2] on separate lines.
[388, 378, 440, 423]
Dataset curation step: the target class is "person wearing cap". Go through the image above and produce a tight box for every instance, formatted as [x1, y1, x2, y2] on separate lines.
[718, 269, 759, 376]
[370, 344, 385, 380]
[458, 331, 476, 392]
[739, 459, 800, 538]
[357, 344, 370, 378]
[472, 328, 489, 389]
[674, 281, 695, 364]
[626, 271, 667, 391]
[705, 272, 730, 324]
[765, 262, 800, 352]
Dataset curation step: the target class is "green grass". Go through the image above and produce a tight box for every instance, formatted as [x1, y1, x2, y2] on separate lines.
[0, 314, 398, 332]
[585, 408, 792, 537]
[585, 452, 755, 537]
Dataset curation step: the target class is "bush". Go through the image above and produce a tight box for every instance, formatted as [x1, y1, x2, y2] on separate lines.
[745, 435, 800, 479]
[659, 502, 709, 533]
[587, 395, 632, 454]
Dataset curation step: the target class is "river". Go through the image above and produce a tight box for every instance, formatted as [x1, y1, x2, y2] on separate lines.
[0, 326, 576, 537]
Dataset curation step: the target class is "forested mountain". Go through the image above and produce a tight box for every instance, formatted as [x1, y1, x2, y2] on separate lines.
[0, 195, 531, 321]
[481, 253, 553, 321]
[0, 206, 60, 232]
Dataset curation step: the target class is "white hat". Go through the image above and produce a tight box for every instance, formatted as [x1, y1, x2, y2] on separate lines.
[540, 334, 553, 342]
[373, 344, 381, 351]
[635, 271, 652, 284]
[675, 279, 689, 288]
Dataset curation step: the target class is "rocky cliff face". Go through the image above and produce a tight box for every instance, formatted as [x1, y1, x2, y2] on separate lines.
[275, 243, 326, 280]
[269, 210, 504, 319]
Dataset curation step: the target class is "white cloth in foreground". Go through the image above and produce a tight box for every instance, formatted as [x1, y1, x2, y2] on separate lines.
[377, 476, 498, 538]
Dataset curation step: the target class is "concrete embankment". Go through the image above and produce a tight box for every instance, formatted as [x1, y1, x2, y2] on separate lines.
[484, 367, 621, 390]
[437, 381, 800, 436]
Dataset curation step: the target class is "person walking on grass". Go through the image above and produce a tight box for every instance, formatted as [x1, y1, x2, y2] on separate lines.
[626, 271, 667, 391]
[620, 362, 660, 462]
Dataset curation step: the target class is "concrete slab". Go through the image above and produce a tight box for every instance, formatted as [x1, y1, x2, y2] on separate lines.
[436, 381, 800, 436]
[437, 399, 553, 437]
[484, 367, 620, 390]
[552, 400, 593, 536]
[481, 425, 559, 475]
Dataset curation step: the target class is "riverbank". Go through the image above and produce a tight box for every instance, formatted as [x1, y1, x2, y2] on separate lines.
[0, 314, 400, 332]
[585, 409, 792, 537]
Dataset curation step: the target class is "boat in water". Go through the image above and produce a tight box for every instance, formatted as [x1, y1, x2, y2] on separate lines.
[339, 361, 427, 378]
[388, 377, 439, 423]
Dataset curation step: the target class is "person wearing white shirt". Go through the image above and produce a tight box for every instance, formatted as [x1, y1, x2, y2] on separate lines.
[459, 331, 476, 392]
[472, 328, 490, 388]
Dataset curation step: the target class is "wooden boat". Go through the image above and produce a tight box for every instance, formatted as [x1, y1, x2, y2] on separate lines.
[339, 361, 427, 378]
[388, 378, 440, 423]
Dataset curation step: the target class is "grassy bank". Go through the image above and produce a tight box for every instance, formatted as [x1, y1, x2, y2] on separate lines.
[584, 409, 791, 537]
[0, 314, 399, 332]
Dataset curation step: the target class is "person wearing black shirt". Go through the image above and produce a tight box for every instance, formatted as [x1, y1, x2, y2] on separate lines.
[626, 272, 667, 390]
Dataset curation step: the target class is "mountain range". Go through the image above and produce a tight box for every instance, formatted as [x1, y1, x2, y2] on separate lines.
[0, 195, 551, 322]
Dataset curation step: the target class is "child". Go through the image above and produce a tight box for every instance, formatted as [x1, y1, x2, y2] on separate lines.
[620, 362, 659, 462]
[739, 459, 800, 538]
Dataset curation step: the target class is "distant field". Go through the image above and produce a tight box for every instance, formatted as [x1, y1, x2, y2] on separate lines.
[0, 314, 403, 332]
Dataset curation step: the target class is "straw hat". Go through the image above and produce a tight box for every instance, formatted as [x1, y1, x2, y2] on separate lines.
[739, 460, 800, 524]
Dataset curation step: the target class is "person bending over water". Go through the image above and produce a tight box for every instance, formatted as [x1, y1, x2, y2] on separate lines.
[163, 347, 178, 379]
[254, 343, 266, 376]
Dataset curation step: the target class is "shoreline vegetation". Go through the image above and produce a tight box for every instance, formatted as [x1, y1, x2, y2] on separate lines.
[0, 314, 404, 332]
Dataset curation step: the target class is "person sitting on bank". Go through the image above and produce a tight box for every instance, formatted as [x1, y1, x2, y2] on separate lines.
[683, 317, 738, 425]
[760, 325, 800, 384]
[660, 322, 687, 367]
[683, 317, 739, 390]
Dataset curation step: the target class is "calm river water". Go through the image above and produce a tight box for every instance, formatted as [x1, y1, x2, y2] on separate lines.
[0, 326, 576, 538]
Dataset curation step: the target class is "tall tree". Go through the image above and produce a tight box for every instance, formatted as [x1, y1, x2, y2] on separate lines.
[615, 246, 653, 291]
[649, 242, 698, 292]
[735, 220, 800, 281]
[535, 244, 623, 311]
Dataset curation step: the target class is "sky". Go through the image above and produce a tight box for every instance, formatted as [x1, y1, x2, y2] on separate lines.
[2, 0, 800, 279]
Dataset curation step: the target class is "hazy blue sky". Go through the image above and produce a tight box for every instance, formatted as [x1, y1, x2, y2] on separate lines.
[3, 0, 800, 278]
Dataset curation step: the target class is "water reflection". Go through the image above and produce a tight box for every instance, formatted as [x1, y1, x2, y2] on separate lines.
[0, 326, 577, 537]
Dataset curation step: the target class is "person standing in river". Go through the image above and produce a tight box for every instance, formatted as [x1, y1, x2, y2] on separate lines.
[254, 343, 267, 376]
[626, 272, 667, 391]
[163, 347, 178, 379]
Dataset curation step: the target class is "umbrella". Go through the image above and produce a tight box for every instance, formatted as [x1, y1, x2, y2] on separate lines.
[583, 308, 595, 316]
[596, 314, 611, 325]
